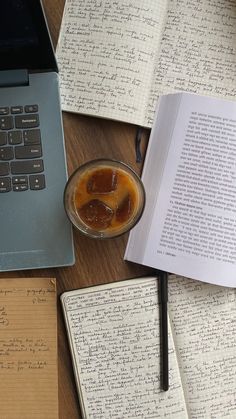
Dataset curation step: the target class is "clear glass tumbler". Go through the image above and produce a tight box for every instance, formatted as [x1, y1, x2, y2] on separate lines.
[64, 159, 145, 239]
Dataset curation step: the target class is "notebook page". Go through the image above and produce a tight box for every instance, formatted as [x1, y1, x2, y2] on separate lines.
[169, 275, 236, 418]
[145, 0, 236, 126]
[0, 278, 58, 419]
[56, 0, 167, 126]
[61, 277, 188, 419]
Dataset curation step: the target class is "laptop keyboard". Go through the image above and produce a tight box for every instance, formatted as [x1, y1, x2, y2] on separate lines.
[0, 104, 45, 192]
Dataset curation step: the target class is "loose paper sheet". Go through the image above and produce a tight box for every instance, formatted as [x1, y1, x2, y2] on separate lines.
[0, 278, 58, 419]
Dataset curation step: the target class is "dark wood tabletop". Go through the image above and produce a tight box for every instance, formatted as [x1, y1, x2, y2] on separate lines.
[0, 1, 152, 418]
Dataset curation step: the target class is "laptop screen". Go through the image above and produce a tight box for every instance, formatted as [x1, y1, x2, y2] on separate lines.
[0, 0, 57, 71]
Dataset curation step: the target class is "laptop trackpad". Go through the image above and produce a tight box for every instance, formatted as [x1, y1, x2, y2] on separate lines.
[0, 188, 71, 270]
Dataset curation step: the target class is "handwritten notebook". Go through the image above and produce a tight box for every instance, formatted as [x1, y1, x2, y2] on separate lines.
[61, 275, 236, 419]
[0, 277, 58, 419]
[56, 0, 236, 127]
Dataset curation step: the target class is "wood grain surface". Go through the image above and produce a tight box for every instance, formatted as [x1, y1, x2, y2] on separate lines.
[0, 1, 152, 417]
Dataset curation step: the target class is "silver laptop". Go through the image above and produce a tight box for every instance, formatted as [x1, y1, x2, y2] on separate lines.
[0, 0, 74, 271]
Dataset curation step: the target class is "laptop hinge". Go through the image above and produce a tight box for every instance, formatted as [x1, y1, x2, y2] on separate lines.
[0, 69, 29, 88]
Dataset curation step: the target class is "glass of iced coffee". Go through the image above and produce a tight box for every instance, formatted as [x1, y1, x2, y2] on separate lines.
[64, 159, 145, 238]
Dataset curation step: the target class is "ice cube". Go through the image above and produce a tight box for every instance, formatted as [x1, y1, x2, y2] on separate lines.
[78, 199, 114, 229]
[87, 168, 117, 194]
[115, 193, 133, 223]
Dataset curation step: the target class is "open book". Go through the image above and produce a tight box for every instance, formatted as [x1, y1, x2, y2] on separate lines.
[56, 0, 236, 127]
[61, 275, 236, 418]
[125, 92, 236, 287]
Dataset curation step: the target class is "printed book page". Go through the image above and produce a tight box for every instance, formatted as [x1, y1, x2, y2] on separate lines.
[126, 92, 236, 287]
[169, 275, 236, 418]
[0, 277, 58, 419]
[61, 277, 188, 419]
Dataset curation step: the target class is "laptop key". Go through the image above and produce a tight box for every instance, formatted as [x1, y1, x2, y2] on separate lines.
[0, 132, 7, 145]
[0, 146, 14, 160]
[8, 130, 22, 145]
[23, 129, 41, 145]
[0, 162, 10, 176]
[0, 116, 14, 130]
[11, 159, 44, 174]
[12, 176, 28, 184]
[25, 105, 38, 113]
[15, 145, 42, 159]
[11, 106, 23, 114]
[13, 184, 28, 192]
[0, 177, 11, 192]
[29, 174, 45, 190]
[0, 107, 9, 115]
[15, 114, 39, 129]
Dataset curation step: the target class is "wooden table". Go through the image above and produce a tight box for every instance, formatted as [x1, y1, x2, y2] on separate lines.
[0, 1, 152, 418]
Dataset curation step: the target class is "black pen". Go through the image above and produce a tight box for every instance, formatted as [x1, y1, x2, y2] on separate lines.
[159, 271, 169, 391]
[135, 126, 143, 163]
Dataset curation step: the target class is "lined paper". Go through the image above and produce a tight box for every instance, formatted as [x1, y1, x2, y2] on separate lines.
[61, 277, 187, 419]
[0, 278, 58, 419]
[62, 275, 236, 418]
[56, 0, 167, 126]
[169, 275, 236, 418]
[146, 0, 236, 126]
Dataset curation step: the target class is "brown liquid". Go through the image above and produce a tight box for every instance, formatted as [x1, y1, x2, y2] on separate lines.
[74, 166, 140, 232]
